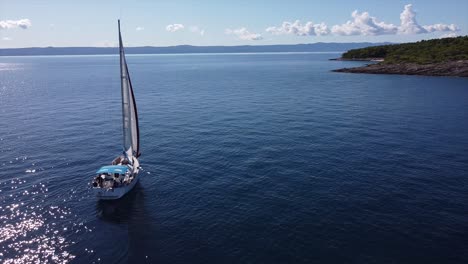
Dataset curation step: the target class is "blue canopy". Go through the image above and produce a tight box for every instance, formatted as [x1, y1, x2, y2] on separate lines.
[96, 165, 128, 174]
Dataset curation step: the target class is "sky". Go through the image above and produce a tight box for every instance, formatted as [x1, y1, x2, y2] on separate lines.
[0, 0, 467, 48]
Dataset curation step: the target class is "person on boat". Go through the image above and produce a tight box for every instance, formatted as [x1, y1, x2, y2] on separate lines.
[95, 175, 103, 188]
[112, 156, 120, 165]
[114, 173, 121, 187]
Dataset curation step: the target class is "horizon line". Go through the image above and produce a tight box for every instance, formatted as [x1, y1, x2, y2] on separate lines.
[0, 41, 399, 50]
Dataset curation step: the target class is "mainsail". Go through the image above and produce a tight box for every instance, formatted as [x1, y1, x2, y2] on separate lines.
[118, 20, 140, 160]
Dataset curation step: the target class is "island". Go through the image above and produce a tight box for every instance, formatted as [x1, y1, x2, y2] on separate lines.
[333, 36, 468, 77]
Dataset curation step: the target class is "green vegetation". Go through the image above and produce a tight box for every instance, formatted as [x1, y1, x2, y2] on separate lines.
[342, 36, 468, 64]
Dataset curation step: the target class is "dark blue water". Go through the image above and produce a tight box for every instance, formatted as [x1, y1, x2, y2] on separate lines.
[1, 53, 467, 263]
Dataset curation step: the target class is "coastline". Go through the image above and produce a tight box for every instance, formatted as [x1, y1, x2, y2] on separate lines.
[333, 60, 468, 77]
[329, 57, 384, 62]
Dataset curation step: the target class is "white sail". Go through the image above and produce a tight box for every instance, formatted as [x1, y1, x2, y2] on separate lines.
[118, 20, 140, 161]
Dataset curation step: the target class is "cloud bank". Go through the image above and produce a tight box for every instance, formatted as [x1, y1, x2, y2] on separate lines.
[166, 24, 184, 32]
[266, 20, 329, 36]
[0, 19, 31, 30]
[136, 26, 144, 31]
[266, 4, 459, 37]
[225, 27, 263, 40]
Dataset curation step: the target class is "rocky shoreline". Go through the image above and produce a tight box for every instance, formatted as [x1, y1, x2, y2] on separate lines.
[333, 60, 468, 77]
[330, 57, 384, 62]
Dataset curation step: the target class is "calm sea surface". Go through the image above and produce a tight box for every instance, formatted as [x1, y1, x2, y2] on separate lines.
[0, 53, 467, 263]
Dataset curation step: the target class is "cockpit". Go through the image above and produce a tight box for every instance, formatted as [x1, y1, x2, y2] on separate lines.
[93, 165, 131, 189]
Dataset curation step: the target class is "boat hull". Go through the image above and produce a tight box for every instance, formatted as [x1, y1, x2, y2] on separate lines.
[94, 173, 139, 200]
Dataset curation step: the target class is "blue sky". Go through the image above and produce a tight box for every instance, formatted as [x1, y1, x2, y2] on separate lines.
[0, 0, 467, 48]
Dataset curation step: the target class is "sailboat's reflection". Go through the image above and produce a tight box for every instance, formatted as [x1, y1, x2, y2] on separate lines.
[95, 182, 159, 263]
[96, 182, 144, 224]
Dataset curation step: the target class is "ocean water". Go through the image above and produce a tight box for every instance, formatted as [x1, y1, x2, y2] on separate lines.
[0, 53, 467, 263]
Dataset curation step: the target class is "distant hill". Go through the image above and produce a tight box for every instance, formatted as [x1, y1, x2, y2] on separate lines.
[341, 36, 468, 64]
[0, 42, 392, 56]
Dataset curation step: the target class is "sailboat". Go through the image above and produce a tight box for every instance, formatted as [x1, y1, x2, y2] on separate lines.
[92, 20, 141, 200]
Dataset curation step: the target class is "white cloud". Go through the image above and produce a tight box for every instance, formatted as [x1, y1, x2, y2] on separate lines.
[313, 23, 329, 36]
[2, 37, 12, 41]
[189, 26, 205, 36]
[440, 32, 458, 38]
[0, 19, 32, 30]
[167, 24, 205, 35]
[332, 10, 398, 36]
[136, 26, 144, 31]
[225, 27, 263, 40]
[398, 4, 426, 34]
[266, 20, 329, 36]
[423, 24, 458, 33]
[398, 4, 458, 34]
[166, 24, 184, 32]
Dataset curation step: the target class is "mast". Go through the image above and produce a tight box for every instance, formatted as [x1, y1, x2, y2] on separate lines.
[118, 20, 140, 160]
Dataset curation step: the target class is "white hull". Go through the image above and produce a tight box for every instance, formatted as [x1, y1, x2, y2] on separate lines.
[94, 173, 139, 200]
[94, 158, 140, 200]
